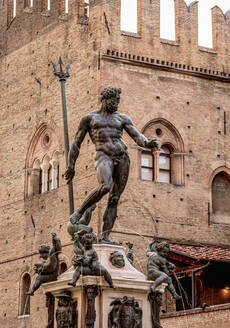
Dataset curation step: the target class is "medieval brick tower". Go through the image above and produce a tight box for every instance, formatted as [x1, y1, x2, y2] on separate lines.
[1, 0, 230, 327]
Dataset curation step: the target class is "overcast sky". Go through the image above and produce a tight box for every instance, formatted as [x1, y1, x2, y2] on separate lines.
[121, 0, 230, 48]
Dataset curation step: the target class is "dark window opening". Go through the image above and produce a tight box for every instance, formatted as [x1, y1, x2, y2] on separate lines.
[20, 274, 31, 315]
[212, 173, 230, 217]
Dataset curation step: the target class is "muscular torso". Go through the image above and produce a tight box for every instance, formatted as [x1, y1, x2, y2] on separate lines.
[147, 252, 166, 272]
[87, 111, 128, 157]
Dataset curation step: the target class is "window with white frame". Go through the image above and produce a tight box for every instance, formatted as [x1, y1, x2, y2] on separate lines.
[140, 119, 184, 185]
[141, 145, 172, 184]
[159, 146, 171, 183]
[141, 151, 154, 181]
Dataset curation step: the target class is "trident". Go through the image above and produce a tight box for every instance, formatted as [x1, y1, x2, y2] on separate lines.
[51, 57, 74, 215]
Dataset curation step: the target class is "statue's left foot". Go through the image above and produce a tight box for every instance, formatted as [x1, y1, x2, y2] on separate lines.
[25, 291, 34, 296]
[70, 210, 82, 225]
[110, 284, 117, 289]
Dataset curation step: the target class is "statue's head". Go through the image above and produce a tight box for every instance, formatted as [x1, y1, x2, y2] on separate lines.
[39, 244, 50, 259]
[73, 232, 80, 241]
[100, 86, 122, 113]
[126, 296, 135, 306]
[156, 242, 170, 258]
[110, 251, 125, 268]
[81, 233, 96, 248]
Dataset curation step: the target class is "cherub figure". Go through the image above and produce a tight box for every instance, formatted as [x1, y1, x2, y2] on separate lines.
[68, 233, 116, 288]
[72, 232, 84, 256]
[147, 240, 181, 300]
[25, 232, 62, 296]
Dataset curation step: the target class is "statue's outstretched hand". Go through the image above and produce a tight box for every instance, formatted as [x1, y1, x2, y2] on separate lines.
[146, 138, 159, 149]
[65, 167, 75, 184]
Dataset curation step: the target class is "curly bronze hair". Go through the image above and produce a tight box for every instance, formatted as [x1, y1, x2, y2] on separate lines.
[39, 244, 50, 253]
[81, 232, 97, 245]
[100, 86, 122, 102]
[156, 241, 170, 252]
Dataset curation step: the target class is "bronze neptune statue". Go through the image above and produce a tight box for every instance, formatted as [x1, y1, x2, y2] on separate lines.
[65, 86, 158, 242]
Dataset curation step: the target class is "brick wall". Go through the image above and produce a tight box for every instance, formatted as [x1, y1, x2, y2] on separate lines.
[161, 303, 230, 328]
[1, 0, 230, 327]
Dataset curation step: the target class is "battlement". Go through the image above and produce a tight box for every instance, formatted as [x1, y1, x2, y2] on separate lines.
[0, 0, 230, 72]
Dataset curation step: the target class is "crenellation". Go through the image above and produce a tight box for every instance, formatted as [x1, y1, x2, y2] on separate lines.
[0, 0, 230, 71]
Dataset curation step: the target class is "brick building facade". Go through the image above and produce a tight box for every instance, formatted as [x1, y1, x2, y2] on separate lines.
[0, 0, 230, 327]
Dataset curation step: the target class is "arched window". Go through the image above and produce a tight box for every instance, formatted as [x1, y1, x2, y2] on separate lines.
[39, 167, 42, 194]
[47, 165, 52, 191]
[41, 154, 51, 193]
[212, 173, 230, 217]
[25, 124, 62, 198]
[19, 273, 31, 316]
[159, 145, 171, 183]
[51, 150, 61, 189]
[140, 118, 184, 185]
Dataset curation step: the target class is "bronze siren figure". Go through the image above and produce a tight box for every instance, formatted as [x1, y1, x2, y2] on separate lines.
[65, 87, 158, 242]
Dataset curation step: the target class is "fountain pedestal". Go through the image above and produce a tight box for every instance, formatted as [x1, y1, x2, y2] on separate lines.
[42, 244, 165, 327]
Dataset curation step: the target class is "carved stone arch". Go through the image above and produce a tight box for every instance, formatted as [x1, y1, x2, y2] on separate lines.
[208, 166, 230, 188]
[26, 123, 60, 168]
[33, 158, 41, 169]
[141, 118, 184, 152]
[25, 123, 61, 197]
[161, 141, 175, 152]
[52, 150, 62, 161]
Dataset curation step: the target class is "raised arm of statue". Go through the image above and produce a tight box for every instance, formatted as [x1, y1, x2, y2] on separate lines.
[146, 237, 158, 256]
[123, 116, 158, 149]
[65, 115, 90, 184]
[51, 232, 62, 255]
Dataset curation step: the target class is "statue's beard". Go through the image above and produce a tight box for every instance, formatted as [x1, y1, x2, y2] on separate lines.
[106, 102, 118, 113]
